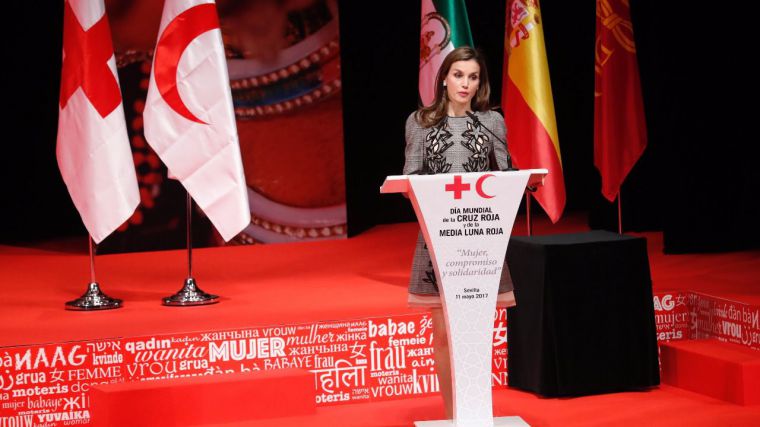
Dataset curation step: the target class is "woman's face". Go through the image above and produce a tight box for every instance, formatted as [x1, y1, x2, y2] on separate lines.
[444, 59, 480, 109]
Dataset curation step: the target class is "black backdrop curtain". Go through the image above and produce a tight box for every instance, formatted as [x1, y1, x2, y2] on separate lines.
[339, 0, 759, 253]
[2, 1, 757, 253]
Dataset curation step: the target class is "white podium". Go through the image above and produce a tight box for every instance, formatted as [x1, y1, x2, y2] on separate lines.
[381, 170, 547, 427]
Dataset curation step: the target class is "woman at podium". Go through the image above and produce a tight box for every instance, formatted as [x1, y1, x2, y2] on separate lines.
[402, 46, 515, 418]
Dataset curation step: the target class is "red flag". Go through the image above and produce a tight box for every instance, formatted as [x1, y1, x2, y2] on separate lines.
[502, 0, 565, 223]
[594, 0, 648, 202]
[56, 0, 139, 243]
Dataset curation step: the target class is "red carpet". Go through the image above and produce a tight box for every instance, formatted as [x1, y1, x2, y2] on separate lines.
[0, 213, 591, 348]
[661, 339, 760, 405]
[204, 385, 760, 427]
[3, 213, 758, 347]
[0, 222, 421, 347]
[640, 232, 760, 306]
[90, 369, 315, 426]
[2, 212, 759, 426]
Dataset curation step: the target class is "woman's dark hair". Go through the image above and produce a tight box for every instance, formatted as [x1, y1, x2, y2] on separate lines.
[415, 46, 491, 128]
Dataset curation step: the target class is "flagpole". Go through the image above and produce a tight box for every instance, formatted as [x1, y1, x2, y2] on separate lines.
[65, 235, 123, 310]
[89, 234, 96, 284]
[617, 191, 623, 235]
[162, 192, 219, 306]
[187, 191, 193, 279]
[525, 192, 533, 236]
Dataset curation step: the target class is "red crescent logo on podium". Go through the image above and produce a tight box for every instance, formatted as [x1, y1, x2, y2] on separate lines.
[475, 174, 495, 198]
[153, 4, 220, 125]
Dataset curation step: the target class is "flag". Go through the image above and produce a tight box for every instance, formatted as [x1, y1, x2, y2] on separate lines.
[144, 0, 250, 241]
[594, 0, 647, 202]
[419, 0, 473, 106]
[501, 0, 565, 222]
[57, 0, 139, 243]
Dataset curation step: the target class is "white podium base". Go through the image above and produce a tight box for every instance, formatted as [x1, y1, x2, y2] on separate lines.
[415, 416, 530, 427]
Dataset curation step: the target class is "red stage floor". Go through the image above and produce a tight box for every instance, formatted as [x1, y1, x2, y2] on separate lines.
[1, 221, 420, 347]
[218, 385, 760, 427]
[2, 213, 759, 425]
[2, 213, 758, 347]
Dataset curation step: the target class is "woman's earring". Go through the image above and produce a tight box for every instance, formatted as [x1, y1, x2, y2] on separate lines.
[443, 81, 447, 87]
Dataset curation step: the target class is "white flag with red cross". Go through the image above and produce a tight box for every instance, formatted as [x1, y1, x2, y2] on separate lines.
[56, 0, 139, 243]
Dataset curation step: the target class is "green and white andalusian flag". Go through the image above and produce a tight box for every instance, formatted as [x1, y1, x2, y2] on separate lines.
[419, 0, 474, 106]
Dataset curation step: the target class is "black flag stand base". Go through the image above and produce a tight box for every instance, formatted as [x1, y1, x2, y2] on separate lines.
[162, 277, 219, 306]
[66, 282, 123, 311]
[162, 192, 219, 306]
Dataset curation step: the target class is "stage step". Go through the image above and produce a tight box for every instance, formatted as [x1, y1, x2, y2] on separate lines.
[660, 339, 760, 405]
[90, 368, 315, 426]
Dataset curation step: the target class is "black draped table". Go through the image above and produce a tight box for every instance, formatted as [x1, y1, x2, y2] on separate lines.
[506, 230, 660, 396]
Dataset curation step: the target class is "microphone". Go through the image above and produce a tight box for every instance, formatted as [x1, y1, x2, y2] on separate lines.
[466, 111, 517, 171]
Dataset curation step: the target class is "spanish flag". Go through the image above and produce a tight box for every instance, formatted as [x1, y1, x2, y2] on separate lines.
[501, 0, 565, 223]
[594, 0, 647, 202]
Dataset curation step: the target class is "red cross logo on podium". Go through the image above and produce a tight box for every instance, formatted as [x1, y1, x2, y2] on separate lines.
[445, 175, 470, 199]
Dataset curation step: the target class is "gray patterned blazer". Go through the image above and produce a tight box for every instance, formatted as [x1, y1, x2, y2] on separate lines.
[402, 110, 515, 295]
